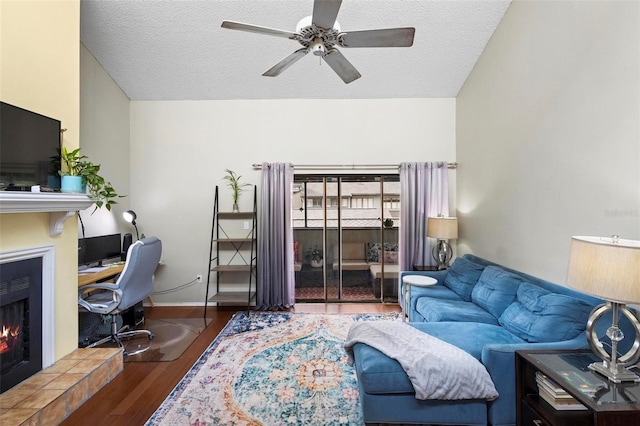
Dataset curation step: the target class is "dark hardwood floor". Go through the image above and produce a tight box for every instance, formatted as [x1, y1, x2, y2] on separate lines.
[61, 303, 400, 426]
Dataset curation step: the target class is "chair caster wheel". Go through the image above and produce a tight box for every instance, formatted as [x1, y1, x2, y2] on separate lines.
[149, 333, 155, 340]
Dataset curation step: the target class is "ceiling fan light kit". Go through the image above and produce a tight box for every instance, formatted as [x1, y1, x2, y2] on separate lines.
[221, 0, 415, 84]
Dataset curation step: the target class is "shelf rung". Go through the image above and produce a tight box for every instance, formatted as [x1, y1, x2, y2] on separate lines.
[208, 291, 256, 303]
[211, 265, 255, 272]
[213, 238, 253, 243]
[217, 212, 254, 219]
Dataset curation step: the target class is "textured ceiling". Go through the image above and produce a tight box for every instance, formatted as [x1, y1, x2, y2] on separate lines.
[80, 0, 511, 101]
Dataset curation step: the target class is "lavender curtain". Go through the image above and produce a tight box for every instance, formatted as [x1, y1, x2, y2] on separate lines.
[257, 162, 295, 310]
[399, 162, 450, 273]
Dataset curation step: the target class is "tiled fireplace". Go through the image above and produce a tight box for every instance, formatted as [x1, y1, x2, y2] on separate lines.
[0, 193, 123, 425]
[0, 256, 44, 393]
[0, 245, 55, 393]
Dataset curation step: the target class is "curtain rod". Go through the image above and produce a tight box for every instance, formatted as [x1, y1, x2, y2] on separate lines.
[252, 162, 457, 170]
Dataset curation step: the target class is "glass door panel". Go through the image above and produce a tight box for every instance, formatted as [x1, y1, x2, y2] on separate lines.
[380, 177, 400, 303]
[326, 178, 339, 300]
[293, 174, 399, 303]
[293, 178, 325, 301]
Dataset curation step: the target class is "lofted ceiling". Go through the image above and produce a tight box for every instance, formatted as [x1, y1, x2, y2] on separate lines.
[80, 0, 511, 101]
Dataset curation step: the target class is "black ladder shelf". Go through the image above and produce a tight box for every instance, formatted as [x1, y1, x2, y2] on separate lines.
[204, 185, 257, 317]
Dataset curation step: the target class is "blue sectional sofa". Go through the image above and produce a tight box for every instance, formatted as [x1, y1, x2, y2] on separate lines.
[351, 254, 635, 426]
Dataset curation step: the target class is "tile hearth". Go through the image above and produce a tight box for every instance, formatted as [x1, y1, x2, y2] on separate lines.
[0, 347, 122, 426]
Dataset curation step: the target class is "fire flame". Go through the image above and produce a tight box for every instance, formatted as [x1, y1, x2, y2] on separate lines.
[0, 323, 21, 353]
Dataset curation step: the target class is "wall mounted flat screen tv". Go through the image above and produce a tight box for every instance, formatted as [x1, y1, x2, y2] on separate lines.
[0, 102, 61, 191]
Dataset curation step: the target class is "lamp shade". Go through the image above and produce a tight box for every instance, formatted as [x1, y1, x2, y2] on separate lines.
[427, 217, 458, 239]
[566, 236, 640, 304]
[123, 210, 137, 224]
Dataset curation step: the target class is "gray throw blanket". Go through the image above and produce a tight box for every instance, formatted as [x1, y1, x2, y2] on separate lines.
[344, 321, 499, 400]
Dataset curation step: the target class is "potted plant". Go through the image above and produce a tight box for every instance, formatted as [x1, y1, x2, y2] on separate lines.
[59, 147, 122, 211]
[223, 169, 251, 212]
[306, 247, 323, 268]
[383, 218, 394, 228]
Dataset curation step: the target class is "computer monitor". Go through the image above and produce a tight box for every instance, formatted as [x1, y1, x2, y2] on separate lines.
[78, 233, 122, 267]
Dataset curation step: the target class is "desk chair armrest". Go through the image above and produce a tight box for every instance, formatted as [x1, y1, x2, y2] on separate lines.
[79, 282, 120, 293]
[78, 284, 123, 315]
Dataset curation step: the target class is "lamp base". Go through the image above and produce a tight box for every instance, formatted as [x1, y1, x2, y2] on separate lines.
[431, 240, 453, 270]
[588, 361, 640, 383]
[585, 301, 640, 383]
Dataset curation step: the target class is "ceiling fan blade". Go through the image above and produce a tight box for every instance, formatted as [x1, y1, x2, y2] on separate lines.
[339, 28, 415, 48]
[262, 48, 309, 77]
[323, 49, 361, 84]
[312, 0, 342, 30]
[221, 21, 298, 39]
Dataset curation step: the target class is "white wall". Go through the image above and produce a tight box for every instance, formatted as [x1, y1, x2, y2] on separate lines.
[79, 44, 131, 238]
[457, 1, 640, 283]
[130, 99, 456, 304]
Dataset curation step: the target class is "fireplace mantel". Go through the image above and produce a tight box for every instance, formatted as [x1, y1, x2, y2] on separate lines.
[0, 192, 94, 236]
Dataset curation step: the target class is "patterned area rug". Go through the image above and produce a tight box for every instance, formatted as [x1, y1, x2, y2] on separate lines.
[146, 311, 399, 426]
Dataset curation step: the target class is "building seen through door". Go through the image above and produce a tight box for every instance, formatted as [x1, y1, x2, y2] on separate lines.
[293, 175, 399, 303]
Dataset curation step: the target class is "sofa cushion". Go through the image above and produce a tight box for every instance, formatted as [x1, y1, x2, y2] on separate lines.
[353, 322, 525, 395]
[411, 322, 526, 360]
[471, 266, 522, 319]
[416, 299, 499, 325]
[498, 282, 593, 343]
[378, 250, 398, 264]
[366, 242, 398, 262]
[443, 257, 485, 301]
[408, 283, 462, 304]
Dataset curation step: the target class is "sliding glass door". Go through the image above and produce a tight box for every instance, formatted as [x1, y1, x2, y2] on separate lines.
[293, 174, 399, 303]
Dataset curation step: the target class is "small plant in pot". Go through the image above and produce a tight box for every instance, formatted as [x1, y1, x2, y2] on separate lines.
[383, 218, 394, 228]
[59, 147, 122, 212]
[223, 169, 251, 212]
[306, 247, 323, 268]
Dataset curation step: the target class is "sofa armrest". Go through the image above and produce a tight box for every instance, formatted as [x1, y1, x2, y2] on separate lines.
[481, 335, 589, 426]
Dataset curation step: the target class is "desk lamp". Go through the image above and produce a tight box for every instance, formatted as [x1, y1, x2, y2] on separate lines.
[427, 217, 458, 270]
[123, 210, 140, 240]
[566, 236, 640, 383]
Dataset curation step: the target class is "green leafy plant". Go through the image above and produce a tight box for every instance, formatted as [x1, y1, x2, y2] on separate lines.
[306, 247, 323, 262]
[223, 169, 251, 204]
[383, 218, 394, 228]
[59, 147, 123, 211]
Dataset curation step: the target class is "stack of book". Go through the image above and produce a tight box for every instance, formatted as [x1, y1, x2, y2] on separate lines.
[536, 372, 588, 410]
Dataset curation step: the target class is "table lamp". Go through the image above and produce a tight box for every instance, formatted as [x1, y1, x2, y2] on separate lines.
[566, 236, 640, 383]
[123, 210, 140, 240]
[427, 217, 458, 270]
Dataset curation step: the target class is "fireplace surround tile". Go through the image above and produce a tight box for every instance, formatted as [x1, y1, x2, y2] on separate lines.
[0, 408, 40, 426]
[15, 388, 65, 409]
[67, 379, 89, 413]
[0, 347, 122, 426]
[40, 394, 67, 425]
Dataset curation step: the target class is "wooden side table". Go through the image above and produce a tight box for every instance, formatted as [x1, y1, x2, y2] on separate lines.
[516, 349, 640, 425]
[401, 275, 437, 321]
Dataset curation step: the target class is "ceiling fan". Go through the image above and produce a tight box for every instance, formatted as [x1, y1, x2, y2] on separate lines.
[221, 0, 415, 84]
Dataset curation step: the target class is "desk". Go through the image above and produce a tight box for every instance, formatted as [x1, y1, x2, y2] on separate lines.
[78, 263, 124, 287]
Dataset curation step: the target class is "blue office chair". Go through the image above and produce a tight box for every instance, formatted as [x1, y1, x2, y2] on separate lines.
[78, 237, 162, 356]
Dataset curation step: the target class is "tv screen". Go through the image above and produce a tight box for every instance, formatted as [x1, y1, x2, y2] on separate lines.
[78, 234, 122, 267]
[0, 102, 61, 191]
